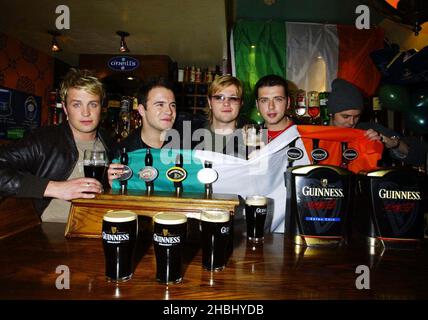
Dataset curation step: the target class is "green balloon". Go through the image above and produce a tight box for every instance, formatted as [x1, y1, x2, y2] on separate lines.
[405, 109, 428, 135]
[378, 84, 410, 112]
[248, 107, 264, 125]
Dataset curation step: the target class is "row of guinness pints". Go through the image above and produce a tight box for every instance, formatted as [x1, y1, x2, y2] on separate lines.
[285, 139, 427, 249]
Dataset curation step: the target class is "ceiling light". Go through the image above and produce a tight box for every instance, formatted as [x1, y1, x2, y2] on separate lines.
[116, 31, 130, 53]
[48, 30, 61, 53]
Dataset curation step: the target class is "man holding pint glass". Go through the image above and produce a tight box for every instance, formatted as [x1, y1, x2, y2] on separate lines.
[0, 68, 113, 223]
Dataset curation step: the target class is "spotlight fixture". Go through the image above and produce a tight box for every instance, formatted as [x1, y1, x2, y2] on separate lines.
[116, 31, 130, 53]
[48, 30, 62, 53]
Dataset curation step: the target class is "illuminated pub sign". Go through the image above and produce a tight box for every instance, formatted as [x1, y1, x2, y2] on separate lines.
[108, 56, 140, 72]
[0, 86, 41, 140]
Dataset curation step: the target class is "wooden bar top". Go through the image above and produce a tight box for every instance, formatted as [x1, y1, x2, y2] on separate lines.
[0, 219, 427, 300]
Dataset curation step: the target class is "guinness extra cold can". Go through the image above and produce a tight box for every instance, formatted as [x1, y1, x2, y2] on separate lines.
[357, 168, 427, 249]
[153, 212, 187, 284]
[102, 210, 138, 282]
[285, 165, 353, 247]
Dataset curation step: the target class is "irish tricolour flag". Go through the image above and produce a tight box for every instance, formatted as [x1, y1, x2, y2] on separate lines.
[231, 20, 384, 108]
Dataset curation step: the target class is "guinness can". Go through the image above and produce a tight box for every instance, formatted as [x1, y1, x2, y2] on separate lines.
[200, 209, 231, 271]
[285, 165, 353, 247]
[153, 212, 187, 284]
[102, 210, 138, 282]
[357, 168, 427, 249]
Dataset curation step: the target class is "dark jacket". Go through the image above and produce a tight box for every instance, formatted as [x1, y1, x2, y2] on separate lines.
[0, 122, 113, 216]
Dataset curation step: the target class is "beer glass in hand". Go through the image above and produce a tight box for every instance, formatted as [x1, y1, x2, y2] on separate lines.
[84, 150, 107, 183]
[102, 210, 138, 282]
[200, 209, 231, 271]
[245, 196, 268, 242]
[153, 212, 187, 284]
[243, 124, 263, 159]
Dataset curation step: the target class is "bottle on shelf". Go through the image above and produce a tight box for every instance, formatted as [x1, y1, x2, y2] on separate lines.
[319, 92, 330, 126]
[195, 67, 202, 83]
[190, 65, 196, 83]
[371, 96, 383, 124]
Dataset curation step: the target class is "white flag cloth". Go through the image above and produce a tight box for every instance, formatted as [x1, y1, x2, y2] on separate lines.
[194, 125, 310, 233]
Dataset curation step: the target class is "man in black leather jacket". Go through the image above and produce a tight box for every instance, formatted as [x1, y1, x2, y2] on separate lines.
[0, 68, 113, 219]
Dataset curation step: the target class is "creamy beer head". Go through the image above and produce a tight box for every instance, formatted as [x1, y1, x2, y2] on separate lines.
[153, 212, 187, 225]
[201, 209, 230, 223]
[103, 210, 137, 222]
[245, 195, 267, 206]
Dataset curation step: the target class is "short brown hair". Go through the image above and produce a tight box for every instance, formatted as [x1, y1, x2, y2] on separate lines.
[206, 75, 243, 124]
[59, 68, 105, 105]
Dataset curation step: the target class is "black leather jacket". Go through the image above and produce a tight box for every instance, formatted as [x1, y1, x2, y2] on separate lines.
[0, 122, 113, 216]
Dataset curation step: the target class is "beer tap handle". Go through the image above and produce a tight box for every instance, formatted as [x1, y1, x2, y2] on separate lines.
[312, 139, 319, 165]
[341, 142, 349, 168]
[175, 153, 183, 196]
[120, 147, 128, 193]
[145, 148, 154, 192]
[145, 148, 153, 166]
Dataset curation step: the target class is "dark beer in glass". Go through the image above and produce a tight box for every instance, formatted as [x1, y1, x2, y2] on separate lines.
[245, 195, 268, 242]
[102, 210, 138, 282]
[83, 150, 107, 182]
[201, 209, 230, 271]
[153, 212, 187, 284]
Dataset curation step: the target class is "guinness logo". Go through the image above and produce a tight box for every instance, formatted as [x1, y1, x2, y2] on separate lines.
[311, 148, 328, 161]
[286, 147, 303, 161]
[343, 148, 358, 161]
[111, 226, 117, 234]
[321, 178, 328, 188]
[162, 229, 169, 236]
[138, 166, 158, 182]
[166, 166, 187, 182]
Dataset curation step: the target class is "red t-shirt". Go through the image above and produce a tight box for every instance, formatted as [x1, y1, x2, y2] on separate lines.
[268, 121, 295, 143]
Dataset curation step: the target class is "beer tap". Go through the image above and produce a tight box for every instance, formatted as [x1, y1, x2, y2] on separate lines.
[166, 152, 187, 197]
[197, 161, 218, 199]
[174, 153, 184, 197]
[341, 142, 349, 168]
[120, 147, 128, 194]
[145, 148, 154, 194]
[204, 161, 213, 198]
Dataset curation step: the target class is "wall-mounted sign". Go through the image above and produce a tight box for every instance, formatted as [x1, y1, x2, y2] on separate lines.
[108, 56, 140, 72]
[0, 86, 41, 140]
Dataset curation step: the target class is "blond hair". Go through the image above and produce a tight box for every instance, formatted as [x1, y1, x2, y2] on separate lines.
[206, 75, 243, 124]
[59, 68, 105, 105]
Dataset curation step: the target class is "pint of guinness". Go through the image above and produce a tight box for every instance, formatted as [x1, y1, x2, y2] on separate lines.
[102, 210, 138, 282]
[153, 212, 187, 284]
[285, 165, 353, 247]
[201, 209, 231, 271]
[357, 168, 426, 249]
[245, 196, 268, 242]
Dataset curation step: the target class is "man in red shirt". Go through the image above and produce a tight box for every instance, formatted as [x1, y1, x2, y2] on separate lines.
[254, 74, 294, 143]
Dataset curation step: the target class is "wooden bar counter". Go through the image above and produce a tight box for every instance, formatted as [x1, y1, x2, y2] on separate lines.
[0, 216, 427, 300]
